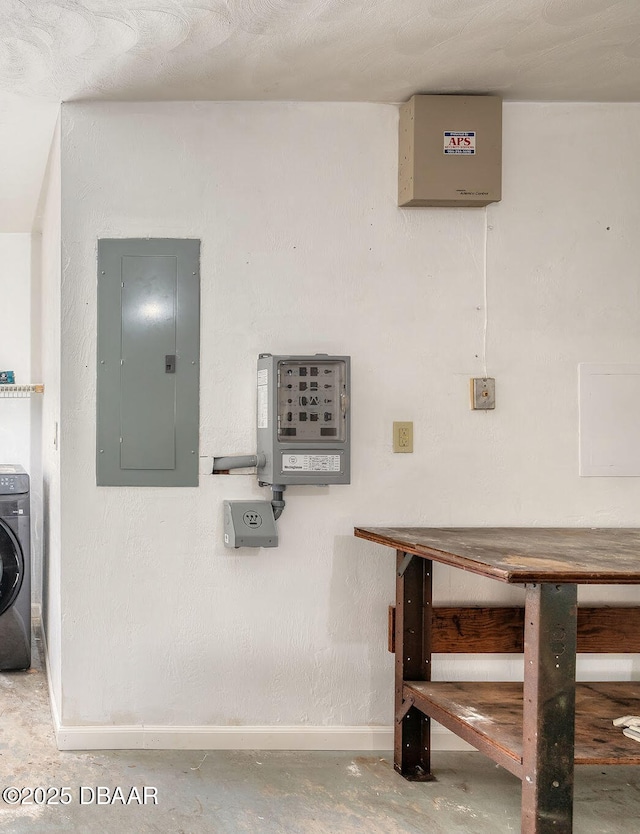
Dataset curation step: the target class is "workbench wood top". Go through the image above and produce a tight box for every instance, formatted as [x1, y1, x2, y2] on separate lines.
[354, 526, 640, 584]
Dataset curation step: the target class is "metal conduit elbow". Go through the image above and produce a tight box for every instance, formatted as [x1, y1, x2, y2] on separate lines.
[270, 485, 286, 520]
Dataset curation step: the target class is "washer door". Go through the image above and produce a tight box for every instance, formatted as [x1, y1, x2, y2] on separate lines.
[0, 520, 23, 617]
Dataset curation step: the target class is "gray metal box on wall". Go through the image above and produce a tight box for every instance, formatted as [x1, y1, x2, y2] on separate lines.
[223, 501, 278, 548]
[256, 354, 350, 486]
[97, 239, 200, 487]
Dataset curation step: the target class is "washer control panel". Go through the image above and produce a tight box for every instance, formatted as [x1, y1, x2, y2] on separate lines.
[0, 466, 29, 495]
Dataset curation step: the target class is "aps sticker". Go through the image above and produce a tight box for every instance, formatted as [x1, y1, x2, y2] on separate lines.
[444, 131, 476, 155]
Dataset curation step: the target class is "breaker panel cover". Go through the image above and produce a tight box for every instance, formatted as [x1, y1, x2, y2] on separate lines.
[96, 238, 200, 487]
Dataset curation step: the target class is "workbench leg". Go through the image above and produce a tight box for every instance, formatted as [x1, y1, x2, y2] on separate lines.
[394, 550, 434, 781]
[521, 583, 577, 834]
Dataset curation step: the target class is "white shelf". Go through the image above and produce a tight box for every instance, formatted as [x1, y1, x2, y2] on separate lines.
[0, 384, 44, 399]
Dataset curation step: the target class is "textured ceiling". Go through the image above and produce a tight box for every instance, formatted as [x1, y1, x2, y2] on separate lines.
[3, 0, 640, 102]
[2, 0, 640, 229]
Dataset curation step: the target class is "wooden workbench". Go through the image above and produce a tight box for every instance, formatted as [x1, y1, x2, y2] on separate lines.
[354, 527, 640, 834]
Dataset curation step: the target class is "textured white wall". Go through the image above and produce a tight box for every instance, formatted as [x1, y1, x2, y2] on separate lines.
[58, 100, 640, 731]
[30, 235, 43, 607]
[0, 234, 32, 466]
[0, 97, 59, 232]
[0, 233, 43, 597]
[38, 120, 62, 714]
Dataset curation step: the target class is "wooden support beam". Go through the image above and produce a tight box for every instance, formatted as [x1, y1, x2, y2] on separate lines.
[387, 605, 640, 654]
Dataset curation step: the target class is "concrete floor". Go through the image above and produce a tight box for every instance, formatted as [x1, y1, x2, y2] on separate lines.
[1, 631, 640, 832]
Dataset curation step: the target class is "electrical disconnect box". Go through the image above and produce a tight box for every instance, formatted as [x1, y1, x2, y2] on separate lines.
[398, 94, 502, 207]
[256, 354, 350, 486]
[224, 501, 278, 549]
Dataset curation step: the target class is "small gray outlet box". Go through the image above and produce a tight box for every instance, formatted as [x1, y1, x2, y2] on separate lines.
[256, 354, 350, 486]
[470, 377, 496, 410]
[223, 501, 278, 549]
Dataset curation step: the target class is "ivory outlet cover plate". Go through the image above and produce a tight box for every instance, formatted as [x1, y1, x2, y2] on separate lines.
[393, 421, 413, 453]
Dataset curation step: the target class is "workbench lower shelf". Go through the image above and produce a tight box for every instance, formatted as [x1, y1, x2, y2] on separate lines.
[405, 680, 640, 779]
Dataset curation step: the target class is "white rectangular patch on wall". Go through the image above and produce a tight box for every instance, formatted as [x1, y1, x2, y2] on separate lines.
[579, 364, 640, 476]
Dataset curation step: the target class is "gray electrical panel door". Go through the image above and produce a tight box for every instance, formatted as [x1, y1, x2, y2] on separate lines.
[97, 239, 200, 487]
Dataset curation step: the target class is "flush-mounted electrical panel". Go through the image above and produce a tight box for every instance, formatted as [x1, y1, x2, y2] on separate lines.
[398, 95, 502, 207]
[256, 354, 350, 486]
[96, 238, 200, 487]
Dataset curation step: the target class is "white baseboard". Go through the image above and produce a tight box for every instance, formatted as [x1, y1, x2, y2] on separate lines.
[38, 616, 473, 754]
[56, 725, 392, 751]
[38, 619, 62, 738]
[55, 723, 473, 752]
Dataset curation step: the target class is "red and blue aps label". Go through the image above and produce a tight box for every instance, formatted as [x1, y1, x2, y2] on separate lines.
[444, 131, 476, 154]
